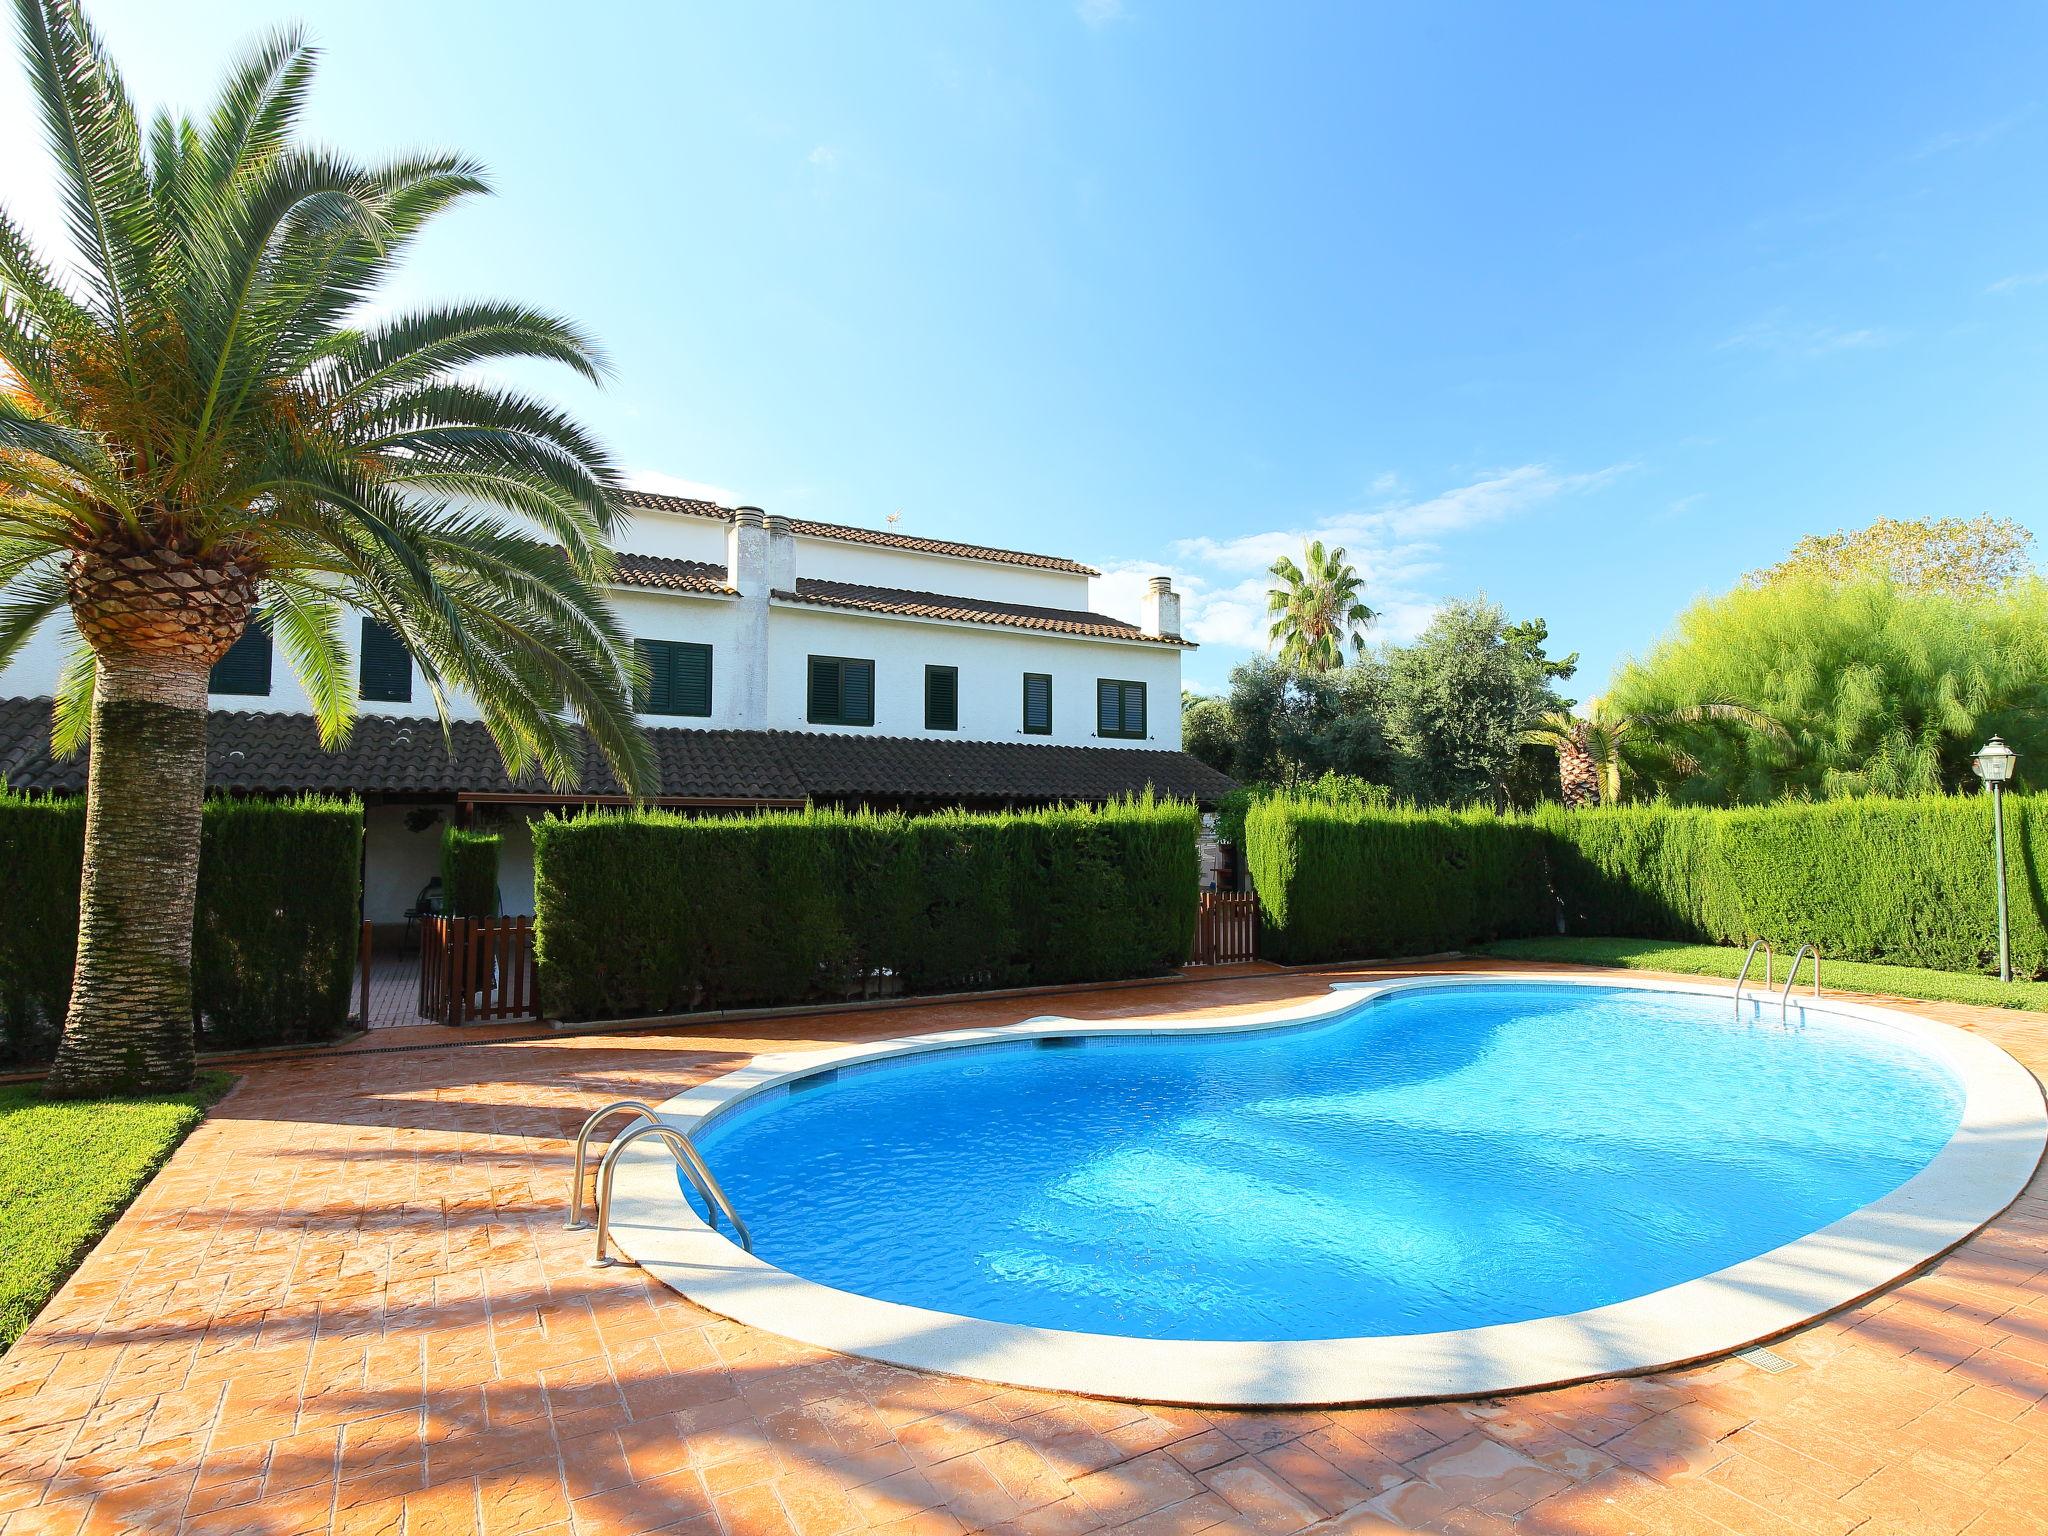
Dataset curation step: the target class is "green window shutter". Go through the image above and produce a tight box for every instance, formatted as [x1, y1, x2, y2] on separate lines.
[638, 639, 712, 716]
[842, 658, 874, 726]
[925, 665, 959, 731]
[359, 618, 412, 702]
[1023, 673, 1052, 735]
[209, 622, 272, 697]
[808, 656, 841, 723]
[1097, 678, 1146, 738]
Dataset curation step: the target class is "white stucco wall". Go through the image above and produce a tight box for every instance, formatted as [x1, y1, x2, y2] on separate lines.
[764, 606, 1183, 749]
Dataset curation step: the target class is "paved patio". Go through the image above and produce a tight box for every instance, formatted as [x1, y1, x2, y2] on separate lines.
[1, 960, 2045, 1536]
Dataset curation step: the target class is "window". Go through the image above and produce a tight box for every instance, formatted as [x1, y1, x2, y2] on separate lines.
[359, 618, 412, 703]
[924, 665, 958, 731]
[209, 622, 272, 696]
[636, 639, 713, 717]
[1022, 672, 1052, 735]
[1096, 678, 1147, 739]
[808, 655, 875, 726]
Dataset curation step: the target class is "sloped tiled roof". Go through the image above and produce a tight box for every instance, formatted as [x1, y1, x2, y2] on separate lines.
[0, 697, 1236, 805]
[609, 551, 735, 595]
[773, 578, 1193, 646]
[620, 490, 1100, 575]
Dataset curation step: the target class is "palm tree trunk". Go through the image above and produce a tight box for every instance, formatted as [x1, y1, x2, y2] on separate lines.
[42, 655, 209, 1097]
[1556, 737, 1603, 811]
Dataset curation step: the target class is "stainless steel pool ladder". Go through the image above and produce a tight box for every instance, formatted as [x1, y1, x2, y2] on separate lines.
[566, 1099, 753, 1262]
[1732, 939, 1774, 1015]
[1777, 944, 1821, 1022]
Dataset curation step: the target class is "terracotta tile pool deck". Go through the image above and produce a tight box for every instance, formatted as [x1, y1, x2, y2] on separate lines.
[2, 959, 2046, 1536]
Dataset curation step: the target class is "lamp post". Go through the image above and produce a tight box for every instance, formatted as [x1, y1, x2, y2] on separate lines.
[1972, 736, 2018, 983]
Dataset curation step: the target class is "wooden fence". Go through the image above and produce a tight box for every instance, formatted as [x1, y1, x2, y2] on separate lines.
[418, 915, 540, 1026]
[1189, 891, 1260, 966]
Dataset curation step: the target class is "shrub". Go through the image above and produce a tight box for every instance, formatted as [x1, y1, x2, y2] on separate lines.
[532, 798, 1200, 1021]
[1246, 797, 1548, 964]
[439, 826, 501, 917]
[1244, 787, 2047, 978]
[0, 793, 362, 1064]
[194, 797, 363, 1049]
[0, 794, 85, 1068]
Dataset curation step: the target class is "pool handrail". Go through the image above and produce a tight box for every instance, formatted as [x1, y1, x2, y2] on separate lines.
[1733, 939, 1775, 1015]
[565, 1099, 660, 1230]
[593, 1120, 753, 1264]
[1778, 944, 1821, 1021]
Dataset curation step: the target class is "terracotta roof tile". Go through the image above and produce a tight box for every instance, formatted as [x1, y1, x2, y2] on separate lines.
[621, 490, 1100, 575]
[610, 551, 735, 595]
[773, 578, 1193, 646]
[0, 697, 1235, 805]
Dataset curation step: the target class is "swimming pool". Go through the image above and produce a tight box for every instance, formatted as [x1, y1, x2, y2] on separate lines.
[602, 975, 2046, 1405]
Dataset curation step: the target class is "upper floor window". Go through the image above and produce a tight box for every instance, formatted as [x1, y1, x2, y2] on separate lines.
[209, 621, 271, 697]
[637, 639, 713, 717]
[359, 618, 412, 703]
[1096, 678, 1147, 739]
[1022, 672, 1052, 735]
[924, 665, 959, 732]
[808, 655, 874, 727]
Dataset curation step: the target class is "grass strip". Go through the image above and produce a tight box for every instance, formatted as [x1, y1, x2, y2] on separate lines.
[0, 1071, 232, 1353]
[1478, 937, 2048, 1012]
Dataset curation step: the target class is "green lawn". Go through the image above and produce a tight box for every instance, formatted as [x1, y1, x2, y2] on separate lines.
[1479, 936, 2048, 1012]
[0, 1071, 232, 1353]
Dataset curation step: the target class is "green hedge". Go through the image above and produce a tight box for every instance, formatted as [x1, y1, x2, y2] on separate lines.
[1245, 789, 2045, 978]
[1246, 799, 1550, 964]
[439, 827, 501, 917]
[0, 792, 363, 1065]
[532, 798, 1200, 1020]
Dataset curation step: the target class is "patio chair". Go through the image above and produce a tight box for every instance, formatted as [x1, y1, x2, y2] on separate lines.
[403, 877, 443, 949]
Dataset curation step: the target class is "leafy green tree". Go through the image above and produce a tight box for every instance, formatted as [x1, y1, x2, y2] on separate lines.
[1611, 577, 2048, 800]
[1746, 514, 2034, 596]
[0, 1, 651, 1095]
[1384, 599, 1575, 807]
[1266, 539, 1376, 671]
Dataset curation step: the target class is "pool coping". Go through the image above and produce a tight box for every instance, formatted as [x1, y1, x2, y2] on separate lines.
[602, 971, 2048, 1407]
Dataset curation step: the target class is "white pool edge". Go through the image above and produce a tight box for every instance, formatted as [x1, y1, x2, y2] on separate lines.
[602, 972, 2048, 1407]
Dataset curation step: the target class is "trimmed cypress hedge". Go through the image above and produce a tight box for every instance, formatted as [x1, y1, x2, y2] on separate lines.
[531, 798, 1200, 1021]
[0, 792, 363, 1065]
[439, 827, 501, 917]
[1245, 790, 2045, 978]
[1246, 799, 1550, 964]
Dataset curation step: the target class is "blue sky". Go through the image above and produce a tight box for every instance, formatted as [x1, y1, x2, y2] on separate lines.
[5, 2, 2047, 695]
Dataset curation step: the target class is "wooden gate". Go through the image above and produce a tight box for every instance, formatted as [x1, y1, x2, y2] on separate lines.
[1189, 891, 1259, 966]
[418, 915, 540, 1025]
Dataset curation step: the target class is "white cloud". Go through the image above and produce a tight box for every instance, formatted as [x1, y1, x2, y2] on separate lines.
[807, 145, 840, 169]
[1088, 461, 1632, 685]
[1987, 270, 2048, 296]
[1715, 314, 1891, 357]
[624, 470, 740, 505]
[1076, 0, 1127, 27]
[1912, 105, 2035, 161]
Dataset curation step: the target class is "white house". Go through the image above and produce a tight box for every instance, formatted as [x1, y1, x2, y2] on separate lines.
[0, 490, 1232, 928]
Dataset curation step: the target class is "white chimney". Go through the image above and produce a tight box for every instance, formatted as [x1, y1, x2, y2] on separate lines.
[1142, 575, 1181, 640]
[763, 514, 797, 592]
[726, 506, 769, 596]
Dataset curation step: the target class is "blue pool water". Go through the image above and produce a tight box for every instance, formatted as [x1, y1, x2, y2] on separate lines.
[686, 983, 1964, 1341]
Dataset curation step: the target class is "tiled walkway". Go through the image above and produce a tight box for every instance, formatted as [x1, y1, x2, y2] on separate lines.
[2, 961, 2046, 1536]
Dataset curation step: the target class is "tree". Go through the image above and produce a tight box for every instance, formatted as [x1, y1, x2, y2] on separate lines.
[1519, 700, 1784, 809]
[1383, 598, 1575, 807]
[1266, 539, 1376, 671]
[1182, 656, 1398, 788]
[1746, 515, 2034, 596]
[1610, 576, 2048, 801]
[0, 1, 652, 1096]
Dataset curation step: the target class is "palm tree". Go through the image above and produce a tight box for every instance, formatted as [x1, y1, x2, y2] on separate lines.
[1266, 540, 1376, 672]
[1, 0, 653, 1097]
[1521, 699, 1784, 809]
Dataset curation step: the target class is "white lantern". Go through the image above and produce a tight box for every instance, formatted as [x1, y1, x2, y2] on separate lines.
[1972, 736, 2018, 785]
